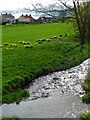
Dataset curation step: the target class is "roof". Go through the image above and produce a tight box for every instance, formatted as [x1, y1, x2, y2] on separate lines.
[1, 13, 15, 18]
[20, 14, 34, 19]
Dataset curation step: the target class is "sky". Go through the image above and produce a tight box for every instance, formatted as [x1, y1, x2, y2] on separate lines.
[0, 0, 61, 18]
[0, 0, 86, 11]
[0, 0, 85, 19]
[0, 0, 58, 11]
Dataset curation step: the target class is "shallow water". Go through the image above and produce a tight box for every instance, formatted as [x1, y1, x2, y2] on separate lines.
[1, 92, 90, 118]
[1, 59, 90, 118]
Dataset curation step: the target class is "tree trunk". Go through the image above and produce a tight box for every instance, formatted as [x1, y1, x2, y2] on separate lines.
[73, 1, 85, 45]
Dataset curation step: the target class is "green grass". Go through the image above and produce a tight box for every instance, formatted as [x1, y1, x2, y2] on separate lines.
[80, 113, 90, 120]
[2, 89, 30, 104]
[1, 117, 20, 120]
[82, 93, 90, 103]
[2, 23, 89, 103]
[82, 71, 90, 103]
[2, 23, 73, 45]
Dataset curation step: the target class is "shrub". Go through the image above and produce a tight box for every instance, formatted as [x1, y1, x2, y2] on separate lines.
[1, 21, 8, 25]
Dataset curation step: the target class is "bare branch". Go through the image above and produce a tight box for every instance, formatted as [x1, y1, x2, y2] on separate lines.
[59, 0, 73, 10]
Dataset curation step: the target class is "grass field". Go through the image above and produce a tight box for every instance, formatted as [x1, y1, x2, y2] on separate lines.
[2, 23, 89, 103]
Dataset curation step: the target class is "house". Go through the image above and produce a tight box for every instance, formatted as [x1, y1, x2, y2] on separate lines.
[18, 14, 35, 24]
[0, 13, 15, 24]
[41, 17, 52, 23]
[34, 17, 52, 24]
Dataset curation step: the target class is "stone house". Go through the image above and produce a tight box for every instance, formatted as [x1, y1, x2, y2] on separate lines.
[34, 17, 52, 24]
[41, 17, 52, 23]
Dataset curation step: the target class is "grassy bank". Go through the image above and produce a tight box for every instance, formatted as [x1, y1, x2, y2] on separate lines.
[1, 117, 20, 120]
[80, 113, 90, 120]
[2, 23, 89, 103]
[82, 71, 90, 103]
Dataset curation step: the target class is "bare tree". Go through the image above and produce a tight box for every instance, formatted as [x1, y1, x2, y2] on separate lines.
[26, 0, 90, 45]
[25, 2, 69, 19]
[59, 0, 90, 45]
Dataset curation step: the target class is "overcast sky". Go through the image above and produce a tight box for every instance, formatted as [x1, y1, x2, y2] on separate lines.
[0, 0, 87, 11]
[0, 0, 85, 18]
[0, 0, 58, 11]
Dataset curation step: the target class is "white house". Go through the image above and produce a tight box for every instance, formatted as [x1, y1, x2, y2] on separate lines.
[18, 14, 35, 23]
[0, 13, 15, 23]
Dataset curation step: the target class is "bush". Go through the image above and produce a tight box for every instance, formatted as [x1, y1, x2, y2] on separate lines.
[1, 21, 8, 25]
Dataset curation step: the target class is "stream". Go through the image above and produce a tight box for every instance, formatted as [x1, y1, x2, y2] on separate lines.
[1, 58, 90, 118]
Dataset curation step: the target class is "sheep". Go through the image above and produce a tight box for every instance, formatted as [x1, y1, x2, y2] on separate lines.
[26, 42, 30, 44]
[36, 40, 40, 42]
[46, 39, 51, 42]
[41, 39, 46, 41]
[50, 37, 53, 39]
[53, 36, 57, 39]
[19, 41, 23, 44]
[19, 41, 30, 44]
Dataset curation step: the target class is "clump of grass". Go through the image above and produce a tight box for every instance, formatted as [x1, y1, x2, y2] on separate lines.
[6, 48, 13, 50]
[80, 113, 90, 120]
[1, 116, 20, 120]
[82, 70, 90, 103]
[82, 93, 90, 103]
[2, 89, 30, 104]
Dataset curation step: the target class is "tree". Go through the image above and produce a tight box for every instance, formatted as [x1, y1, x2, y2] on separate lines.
[25, 2, 69, 20]
[26, 0, 90, 45]
[60, 0, 90, 45]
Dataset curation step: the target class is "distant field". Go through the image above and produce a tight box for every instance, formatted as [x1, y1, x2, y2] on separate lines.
[2, 23, 74, 44]
[2, 23, 89, 103]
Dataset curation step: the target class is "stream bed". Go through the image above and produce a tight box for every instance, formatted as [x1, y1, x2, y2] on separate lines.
[1, 58, 90, 118]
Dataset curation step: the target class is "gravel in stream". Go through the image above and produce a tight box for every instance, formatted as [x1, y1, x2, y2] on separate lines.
[28, 59, 90, 100]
